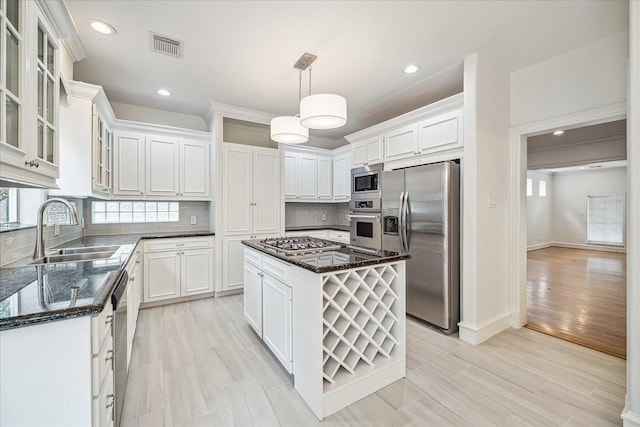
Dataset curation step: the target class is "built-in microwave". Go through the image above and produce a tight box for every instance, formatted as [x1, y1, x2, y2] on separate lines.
[351, 164, 382, 200]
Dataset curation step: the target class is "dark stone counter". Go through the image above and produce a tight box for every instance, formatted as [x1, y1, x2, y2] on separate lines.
[0, 231, 214, 330]
[242, 239, 409, 274]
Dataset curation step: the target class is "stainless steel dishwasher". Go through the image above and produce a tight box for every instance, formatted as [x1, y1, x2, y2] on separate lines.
[111, 270, 129, 427]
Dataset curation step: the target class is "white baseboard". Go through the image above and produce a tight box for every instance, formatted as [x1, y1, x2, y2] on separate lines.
[622, 406, 640, 427]
[527, 242, 626, 254]
[458, 311, 511, 345]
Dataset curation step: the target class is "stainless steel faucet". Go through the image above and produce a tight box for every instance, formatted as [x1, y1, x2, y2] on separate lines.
[33, 198, 79, 259]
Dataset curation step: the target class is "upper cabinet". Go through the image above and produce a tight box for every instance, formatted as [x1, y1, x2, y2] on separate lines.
[351, 136, 383, 168]
[283, 145, 351, 203]
[346, 93, 464, 170]
[1, 1, 61, 187]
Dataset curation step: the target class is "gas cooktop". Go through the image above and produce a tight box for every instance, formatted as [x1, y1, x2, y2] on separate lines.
[258, 236, 343, 254]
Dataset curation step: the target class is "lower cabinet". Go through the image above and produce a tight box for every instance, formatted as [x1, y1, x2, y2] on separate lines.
[143, 237, 214, 304]
[243, 247, 293, 373]
[125, 247, 142, 367]
[223, 234, 278, 292]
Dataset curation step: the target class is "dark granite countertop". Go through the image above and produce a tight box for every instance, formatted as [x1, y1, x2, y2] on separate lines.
[0, 231, 214, 331]
[285, 225, 350, 232]
[242, 239, 409, 274]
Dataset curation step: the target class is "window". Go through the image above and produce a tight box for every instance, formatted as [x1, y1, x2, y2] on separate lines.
[0, 188, 18, 224]
[587, 195, 624, 245]
[92, 201, 179, 224]
[526, 178, 533, 197]
[538, 180, 547, 197]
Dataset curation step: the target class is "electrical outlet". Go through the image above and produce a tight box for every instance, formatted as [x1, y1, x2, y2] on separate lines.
[322, 214, 327, 221]
[190, 215, 197, 225]
[54, 223, 60, 236]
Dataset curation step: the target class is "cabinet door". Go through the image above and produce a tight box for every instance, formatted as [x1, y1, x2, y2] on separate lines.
[332, 152, 350, 201]
[113, 132, 145, 196]
[222, 144, 252, 235]
[351, 142, 366, 167]
[298, 153, 317, 199]
[222, 236, 247, 291]
[417, 109, 463, 154]
[143, 251, 180, 302]
[384, 126, 417, 162]
[243, 261, 263, 338]
[283, 152, 299, 200]
[317, 155, 332, 200]
[181, 248, 213, 296]
[146, 136, 180, 197]
[262, 274, 292, 373]
[253, 147, 280, 235]
[365, 137, 384, 165]
[180, 140, 210, 198]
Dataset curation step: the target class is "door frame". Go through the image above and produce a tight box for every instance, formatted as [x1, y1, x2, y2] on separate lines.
[508, 102, 627, 328]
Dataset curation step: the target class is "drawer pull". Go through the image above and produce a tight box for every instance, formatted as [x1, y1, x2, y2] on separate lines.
[106, 394, 114, 409]
[176, 243, 185, 247]
[106, 350, 114, 362]
[105, 315, 113, 326]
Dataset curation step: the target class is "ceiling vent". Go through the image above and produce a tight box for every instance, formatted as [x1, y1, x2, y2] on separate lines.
[149, 32, 183, 58]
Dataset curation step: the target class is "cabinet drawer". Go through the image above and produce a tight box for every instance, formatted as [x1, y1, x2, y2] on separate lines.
[92, 332, 113, 397]
[92, 304, 113, 355]
[329, 230, 349, 243]
[263, 255, 290, 283]
[145, 237, 213, 252]
[244, 247, 262, 267]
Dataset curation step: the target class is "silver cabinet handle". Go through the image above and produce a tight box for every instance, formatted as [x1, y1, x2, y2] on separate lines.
[106, 350, 114, 362]
[106, 394, 114, 409]
[105, 315, 113, 326]
[176, 243, 184, 247]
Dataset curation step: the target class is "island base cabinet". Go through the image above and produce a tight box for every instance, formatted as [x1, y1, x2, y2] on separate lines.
[243, 261, 263, 337]
[262, 274, 292, 373]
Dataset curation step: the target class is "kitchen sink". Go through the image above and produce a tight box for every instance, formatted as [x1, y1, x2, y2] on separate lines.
[30, 251, 118, 265]
[48, 245, 122, 256]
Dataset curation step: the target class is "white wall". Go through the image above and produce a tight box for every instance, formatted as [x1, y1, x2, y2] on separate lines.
[460, 53, 511, 344]
[110, 102, 208, 131]
[526, 171, 553, 248]
[511, 32, 628, 127]
[552, 168, 627, 247]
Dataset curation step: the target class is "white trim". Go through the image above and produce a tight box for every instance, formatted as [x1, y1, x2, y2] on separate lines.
[527, 242, 626, 253]
[509, 101, 627, 329]
[458, 311, 512, 345]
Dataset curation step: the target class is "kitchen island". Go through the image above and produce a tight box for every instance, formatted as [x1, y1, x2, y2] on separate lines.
[242, 237, 409, 420]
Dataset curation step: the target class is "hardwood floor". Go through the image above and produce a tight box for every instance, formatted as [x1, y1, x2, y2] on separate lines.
[122, 295, 626, 426]
[527, 247, 627, 359]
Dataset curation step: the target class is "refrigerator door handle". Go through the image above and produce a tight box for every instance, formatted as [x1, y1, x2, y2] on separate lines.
[397, 192, 405, 251]
[401, 191, 410, 252]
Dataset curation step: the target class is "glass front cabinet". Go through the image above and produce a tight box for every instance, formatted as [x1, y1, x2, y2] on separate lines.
[0, 0, 60, 187]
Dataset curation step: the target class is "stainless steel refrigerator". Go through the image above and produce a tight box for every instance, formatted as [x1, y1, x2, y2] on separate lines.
[382, 161, 460, 334]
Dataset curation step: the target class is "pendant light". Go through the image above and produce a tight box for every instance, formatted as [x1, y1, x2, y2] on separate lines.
[270, 52, 347, 143]
[299, 65, 347, 130]
[270, 70, 308, 144]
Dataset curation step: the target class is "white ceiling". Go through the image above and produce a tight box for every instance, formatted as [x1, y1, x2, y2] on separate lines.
[64, 0, 629, 140]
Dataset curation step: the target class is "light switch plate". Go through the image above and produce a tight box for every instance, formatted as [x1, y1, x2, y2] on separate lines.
[190, 215, 197, 225]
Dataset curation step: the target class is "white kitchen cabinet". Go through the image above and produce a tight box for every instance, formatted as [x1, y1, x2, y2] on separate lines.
[113, 132, 145, 197]
[417, 109, 463, 155]
[284, 150, 318, 200]
[125, 246, 142, 368]
[0, 304, 114, 426]
[351, 136, 383, 168]
[243, 259, 263, 337]
[222, 143, 280, 235]
[384, 125, 417, 162]
[243, 247, 292, 373]
[146, 136, 180, 197]
[145, 136, 210, 199]
[329, 230, 350, 244]
[0, 1, 61, 188]
[50, 81, 116, 199]
[143, 237, 214, 304]
[317, 155, 333, 200]
[332, 148, 351, 201]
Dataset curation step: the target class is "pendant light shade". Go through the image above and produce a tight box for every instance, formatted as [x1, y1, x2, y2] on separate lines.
[270, 116, 308, 144]
[299, 94, 347, 130]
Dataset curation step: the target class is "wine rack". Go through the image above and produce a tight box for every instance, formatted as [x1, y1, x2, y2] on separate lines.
[321, 264, 401, 384]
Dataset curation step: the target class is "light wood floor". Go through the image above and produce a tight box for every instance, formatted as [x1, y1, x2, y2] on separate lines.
[527, 247, 627, 359]
[121, 295, 626, 426]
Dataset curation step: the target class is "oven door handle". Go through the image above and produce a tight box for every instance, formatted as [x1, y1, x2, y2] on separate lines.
[346, 214, 381, 222]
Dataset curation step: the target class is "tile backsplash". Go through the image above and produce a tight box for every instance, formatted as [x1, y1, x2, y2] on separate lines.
[285, 202, 350, 228]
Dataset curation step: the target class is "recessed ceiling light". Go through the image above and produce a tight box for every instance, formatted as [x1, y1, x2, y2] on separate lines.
[553, 130, 564, 135]
[403, 64, 420, 74]
[89, 20, 117, 35]
[157, 89, 171, 96]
